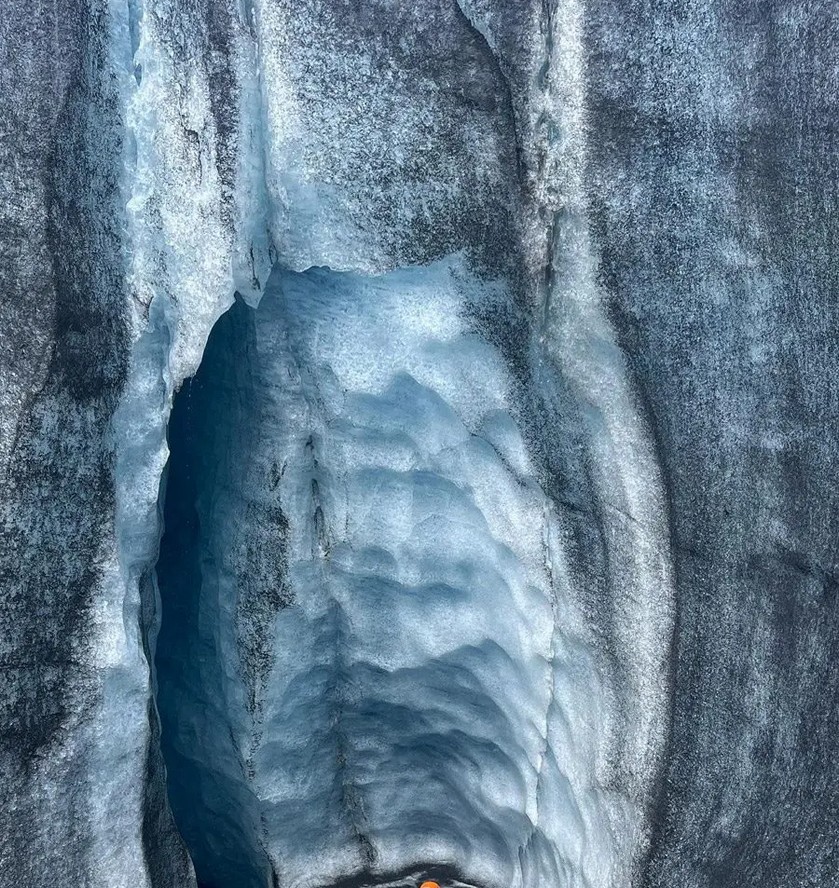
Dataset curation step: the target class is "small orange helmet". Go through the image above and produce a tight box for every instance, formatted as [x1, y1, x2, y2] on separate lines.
[419, 882, 440, 888]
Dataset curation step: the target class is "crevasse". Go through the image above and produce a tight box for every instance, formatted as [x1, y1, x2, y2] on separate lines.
[101, 0, 675, 886]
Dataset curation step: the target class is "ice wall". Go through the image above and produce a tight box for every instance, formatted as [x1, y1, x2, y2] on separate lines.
[156, 256, 669, 888]
[584, 5, 839, 886]
[0, 3, 160, 886]
[1, 1, 838, 888]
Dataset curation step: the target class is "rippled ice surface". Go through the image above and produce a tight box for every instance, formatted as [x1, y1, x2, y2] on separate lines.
[157, 256, 638, 888]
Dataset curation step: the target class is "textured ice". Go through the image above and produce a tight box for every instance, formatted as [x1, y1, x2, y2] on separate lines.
[2, 1, 839, 888]
[156, 257, 668, 887]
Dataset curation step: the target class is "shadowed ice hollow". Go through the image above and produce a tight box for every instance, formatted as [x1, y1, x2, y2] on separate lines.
[156, 257, 662, 888]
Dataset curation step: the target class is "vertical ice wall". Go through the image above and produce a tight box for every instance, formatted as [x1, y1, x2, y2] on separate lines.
[107, 0, 272, 884]
[583, 4, 839, 886]
[156, 256, 673, 888]
[149, 1, 677, 886]
[0, 1, 146, 885]
[3, 1, 837, 887]
[455, 1, 676, 880]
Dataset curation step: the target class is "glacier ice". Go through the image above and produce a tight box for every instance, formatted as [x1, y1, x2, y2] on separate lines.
[2, 1, 839, 888]
[154, 256, 670, 888]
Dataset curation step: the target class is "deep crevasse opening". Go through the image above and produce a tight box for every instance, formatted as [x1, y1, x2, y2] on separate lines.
[155, 293, 268, 888]
[153, 257, 636, 888]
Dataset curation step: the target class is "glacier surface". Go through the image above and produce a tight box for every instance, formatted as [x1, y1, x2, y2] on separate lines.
[1, 1, 839, 888]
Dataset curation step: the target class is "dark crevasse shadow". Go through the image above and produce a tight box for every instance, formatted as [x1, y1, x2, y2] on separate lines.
[154, 294, 273, 888]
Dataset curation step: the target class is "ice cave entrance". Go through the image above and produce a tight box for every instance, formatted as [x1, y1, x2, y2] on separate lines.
[153, 256, 549, 887]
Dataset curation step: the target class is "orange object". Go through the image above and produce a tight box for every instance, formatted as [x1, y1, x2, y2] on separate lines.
[420, 883, 440, 888]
